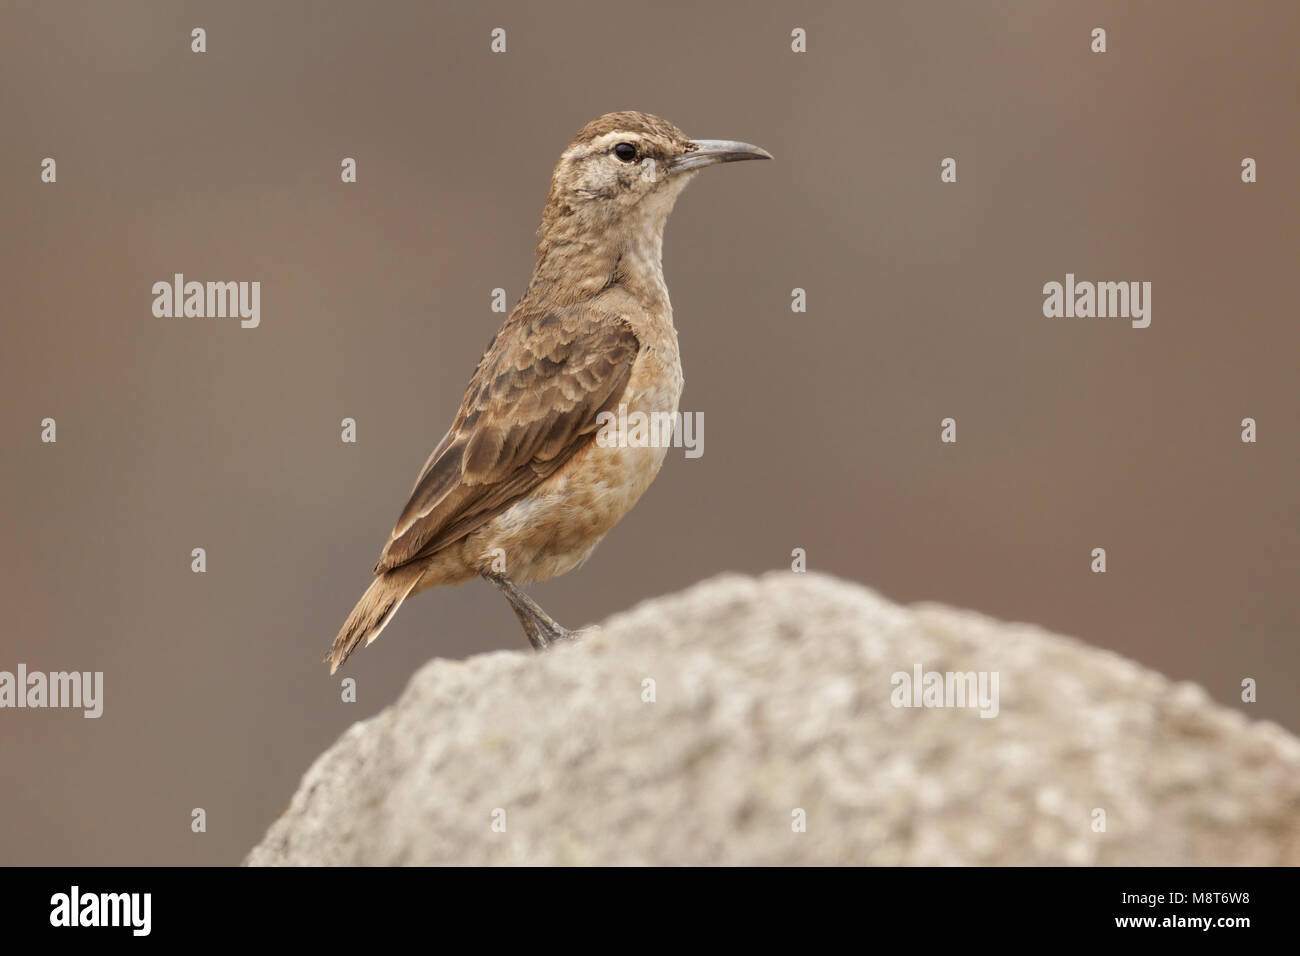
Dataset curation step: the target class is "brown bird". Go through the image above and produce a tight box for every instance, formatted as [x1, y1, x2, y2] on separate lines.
[327, 111, 770, 673]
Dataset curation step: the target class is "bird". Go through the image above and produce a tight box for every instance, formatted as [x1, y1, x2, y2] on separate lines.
[326, 110, 771, 673]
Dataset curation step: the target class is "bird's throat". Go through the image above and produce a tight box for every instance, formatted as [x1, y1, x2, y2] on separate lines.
[527, 184, 687, 313]
[527, 225, 668, 313]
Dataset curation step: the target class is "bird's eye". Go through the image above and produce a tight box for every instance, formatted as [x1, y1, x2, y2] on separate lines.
[613, 142, 637, 163]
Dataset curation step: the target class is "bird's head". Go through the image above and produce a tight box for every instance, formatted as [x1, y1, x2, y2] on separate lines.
[538, 110, 771, 242]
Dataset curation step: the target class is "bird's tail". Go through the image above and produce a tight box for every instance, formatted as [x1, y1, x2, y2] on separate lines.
[326, 565, 426, 673]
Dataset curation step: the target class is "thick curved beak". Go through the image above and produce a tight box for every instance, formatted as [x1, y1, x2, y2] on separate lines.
[670, 139, 773, 175]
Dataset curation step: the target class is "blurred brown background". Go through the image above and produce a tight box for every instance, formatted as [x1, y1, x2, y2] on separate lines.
[1, 1, 1296, 865]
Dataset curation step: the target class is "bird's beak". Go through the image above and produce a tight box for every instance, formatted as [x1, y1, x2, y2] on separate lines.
[670, 139, 773, 175]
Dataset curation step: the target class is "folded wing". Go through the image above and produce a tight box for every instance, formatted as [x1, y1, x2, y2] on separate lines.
[374, 308, 640, 573]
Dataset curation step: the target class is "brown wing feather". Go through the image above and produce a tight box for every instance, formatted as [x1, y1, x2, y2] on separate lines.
[374, 308, 640, 573]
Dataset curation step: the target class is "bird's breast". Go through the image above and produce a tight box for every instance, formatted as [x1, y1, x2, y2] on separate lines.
[563, 340, 683, 514]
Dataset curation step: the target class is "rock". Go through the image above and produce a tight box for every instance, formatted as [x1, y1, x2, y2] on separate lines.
[245, 571, 1300, 865]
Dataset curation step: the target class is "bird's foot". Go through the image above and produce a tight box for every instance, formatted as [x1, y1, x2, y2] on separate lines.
[549, 623, 600, 643]
[536, 621, 599, 645]
[484, 572, 590, 651]
[521, 618, 551, 652]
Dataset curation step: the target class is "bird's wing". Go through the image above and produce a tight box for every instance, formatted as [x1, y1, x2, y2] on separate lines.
[374, 307, 641, 572]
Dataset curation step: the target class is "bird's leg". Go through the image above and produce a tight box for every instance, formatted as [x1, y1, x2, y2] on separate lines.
[483, 573, 576, 649]
[502, 592, 550, 651]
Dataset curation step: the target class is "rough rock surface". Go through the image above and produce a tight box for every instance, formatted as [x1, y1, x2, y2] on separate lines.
[247, 571, 1300, 865]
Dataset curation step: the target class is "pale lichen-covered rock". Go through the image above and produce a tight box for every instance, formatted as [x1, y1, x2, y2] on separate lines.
[246, 572, 1300, 865]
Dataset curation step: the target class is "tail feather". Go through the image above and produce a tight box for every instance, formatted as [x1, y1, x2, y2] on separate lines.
[326, 565, 426, 673]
